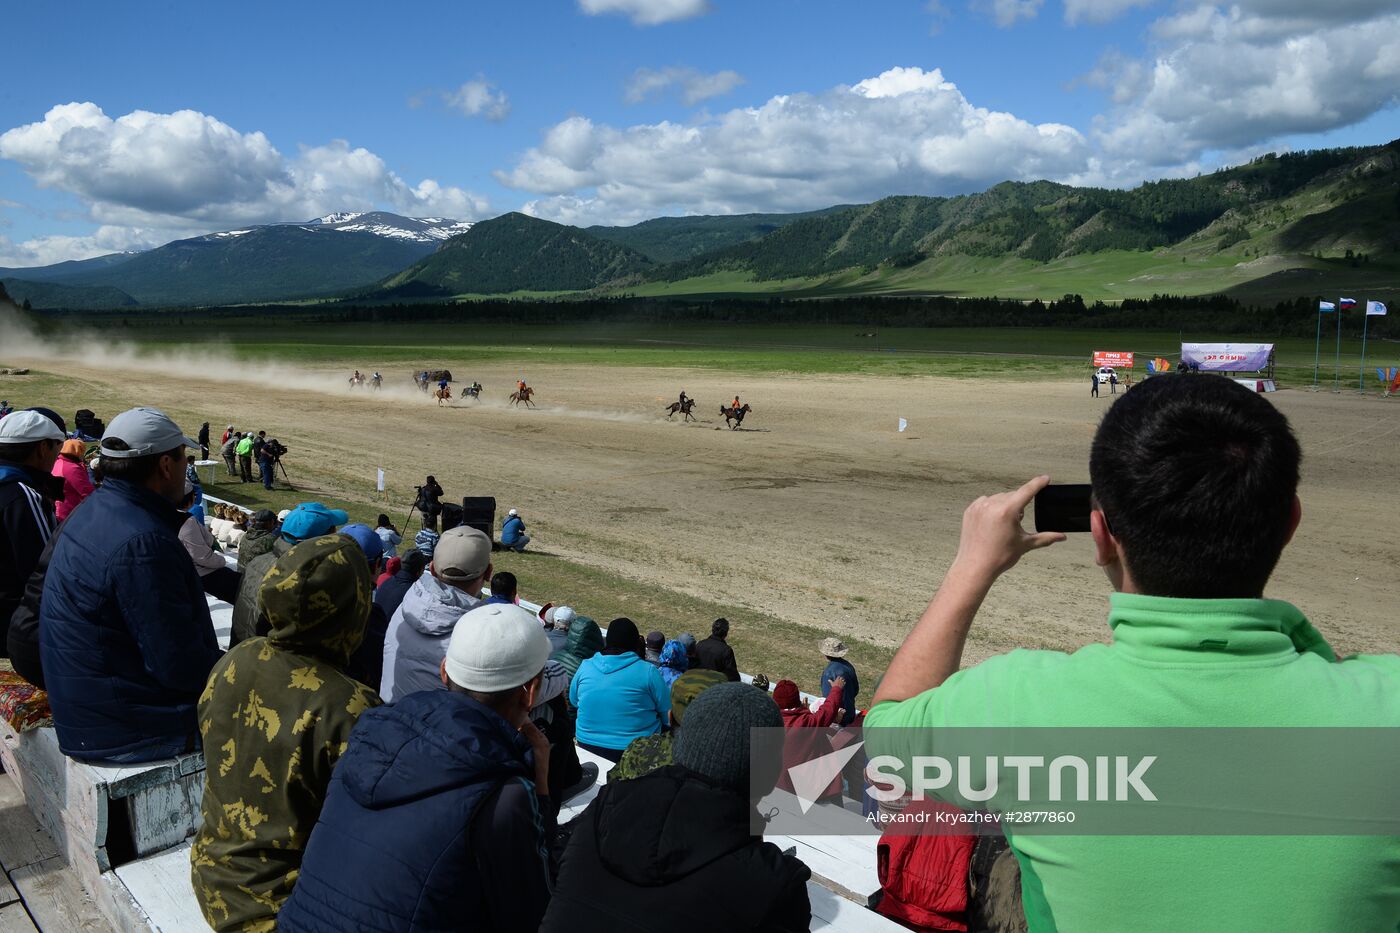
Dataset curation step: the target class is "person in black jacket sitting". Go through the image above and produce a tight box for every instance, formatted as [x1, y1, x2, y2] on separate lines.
[541, 681, 812, 933]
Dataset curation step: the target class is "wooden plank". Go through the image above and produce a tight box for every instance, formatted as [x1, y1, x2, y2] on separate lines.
[806, 881, 904, 931]
[0, 775, 59, 872]
[0, 902, 40, 933]
[113, 844, 205, 933]
[9, 856, 110, 933]
[0, 870, 20, 909]
[767, 832, 880, 905]
[121, 774, 203, 858]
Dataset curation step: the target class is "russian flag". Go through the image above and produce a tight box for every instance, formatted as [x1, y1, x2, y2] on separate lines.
[1319, 300, 1336, 312]
[1339, 297, 1358, 310]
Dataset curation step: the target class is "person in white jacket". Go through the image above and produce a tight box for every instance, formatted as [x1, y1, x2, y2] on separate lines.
[178, 482, 241, 603]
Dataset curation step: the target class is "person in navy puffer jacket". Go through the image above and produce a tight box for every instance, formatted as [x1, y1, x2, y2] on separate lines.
[279, 603, 556, 933]
[39, 408, 222, 763]
[568, 617, 670, 762]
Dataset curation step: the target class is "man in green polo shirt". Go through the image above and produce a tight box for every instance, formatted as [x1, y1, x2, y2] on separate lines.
[866, 376, 1400, 932]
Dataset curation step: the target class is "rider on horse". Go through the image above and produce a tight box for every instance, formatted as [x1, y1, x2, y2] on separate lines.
[679, 390, 689, 406]
[731, 395, 741, 411]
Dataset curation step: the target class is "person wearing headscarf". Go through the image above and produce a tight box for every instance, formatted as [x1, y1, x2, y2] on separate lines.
[658, 638, 688, 687]
[567, 617, 670, 763]
[190, 535, 381, 932]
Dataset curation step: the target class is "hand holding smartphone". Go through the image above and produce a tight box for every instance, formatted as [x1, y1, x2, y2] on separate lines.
[1033, 483, 1092, 533]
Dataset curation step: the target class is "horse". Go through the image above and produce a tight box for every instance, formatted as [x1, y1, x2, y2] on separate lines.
[463, 382, 482, 399]
[509, 386, 536, 408]
[665, 398, 697, 422]
[434, 386, 453, 406]
[370, 374, 382, 391]
[348, 373, 364, 390]
[720, 403, 752, 429]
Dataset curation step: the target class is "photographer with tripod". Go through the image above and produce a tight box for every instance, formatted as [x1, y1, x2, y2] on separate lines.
[413, 475, 444, 531]
[260, 437, 288, 491]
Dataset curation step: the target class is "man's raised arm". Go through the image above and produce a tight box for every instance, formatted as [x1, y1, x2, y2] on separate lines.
[872, 475, 1065, 706]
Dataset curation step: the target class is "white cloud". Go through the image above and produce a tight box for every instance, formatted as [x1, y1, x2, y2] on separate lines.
[0, 225, 161, 268]
[443, 78, 510, 121]
[0, 103, 490, 264]
[1091, 4, 1400, 171]
[973, 0, 1043, 27]
[1063, 0, 1155, 25]
[577, 0, 710, 25]
[501, 67, 1089, 225]
[625, 67, 745, 105]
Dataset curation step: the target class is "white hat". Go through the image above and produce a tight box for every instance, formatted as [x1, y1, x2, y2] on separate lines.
[508, 508, 518, 517]
[445, 603, 551, 692]
[277, 509, 291, 521]
[0, 410, 65, 444]
[100, 407, 198, 458]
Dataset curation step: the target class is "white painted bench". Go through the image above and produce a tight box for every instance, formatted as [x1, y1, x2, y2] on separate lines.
[558, 745, 616, 823]
[807, 881, 904, 931]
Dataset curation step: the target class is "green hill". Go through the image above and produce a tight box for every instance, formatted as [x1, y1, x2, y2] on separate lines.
[376, 212, 652, 297]
[0, 276, 138, 310]
[586, 207, 849, 263]
[52, 226, 438, 307]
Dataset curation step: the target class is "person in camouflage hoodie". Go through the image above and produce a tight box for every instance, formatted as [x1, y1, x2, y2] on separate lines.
[610, 669, 727, 782]
[190, 535, 381, 932]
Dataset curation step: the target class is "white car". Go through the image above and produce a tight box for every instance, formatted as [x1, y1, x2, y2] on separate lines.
[1095, 366, 1118, 379]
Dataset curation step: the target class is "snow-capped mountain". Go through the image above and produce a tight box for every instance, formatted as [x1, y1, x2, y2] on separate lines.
[300, 211, 474, 243]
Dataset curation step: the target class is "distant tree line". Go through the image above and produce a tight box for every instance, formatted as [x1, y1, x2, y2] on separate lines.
[58, 292, 1397, 340]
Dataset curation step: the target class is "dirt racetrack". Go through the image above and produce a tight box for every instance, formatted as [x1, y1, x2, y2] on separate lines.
[14, 353, 1400, 666]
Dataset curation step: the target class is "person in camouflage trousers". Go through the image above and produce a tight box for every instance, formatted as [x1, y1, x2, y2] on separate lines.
[610, 669, 727, 782]
[190, 535, 381, 932]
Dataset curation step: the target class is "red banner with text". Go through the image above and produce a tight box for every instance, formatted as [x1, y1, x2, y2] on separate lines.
[1092, 351, 1135, 369]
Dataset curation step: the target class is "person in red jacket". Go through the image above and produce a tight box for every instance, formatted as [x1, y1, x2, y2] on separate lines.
[875, 801, 978, 932]
[773, 675, 845, 804]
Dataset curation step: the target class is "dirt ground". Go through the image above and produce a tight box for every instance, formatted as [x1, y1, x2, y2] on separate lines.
[13, 354, 1400, 665]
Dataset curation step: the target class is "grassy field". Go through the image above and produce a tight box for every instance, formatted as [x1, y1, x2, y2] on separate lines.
[615, 251, 1400, 304]
[99, 320, 1399, 388]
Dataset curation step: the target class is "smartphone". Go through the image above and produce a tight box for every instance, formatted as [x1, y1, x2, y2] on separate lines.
[1034, 484, 1092, 533]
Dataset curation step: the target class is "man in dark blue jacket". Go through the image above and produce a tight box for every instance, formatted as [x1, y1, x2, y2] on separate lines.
[0, 410, 64, 660]
[40, 407, 223, 763]
[279, 603, 555, 933]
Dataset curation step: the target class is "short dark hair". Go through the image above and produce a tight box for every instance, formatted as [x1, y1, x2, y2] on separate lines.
[0, 442, 40, 464]
[1089, 375, 1300, 598]
[377, 513, 391, 527]
[100, 442, 183, 484]
[712, 617, 729, 638]
[490, 570, 518, 600]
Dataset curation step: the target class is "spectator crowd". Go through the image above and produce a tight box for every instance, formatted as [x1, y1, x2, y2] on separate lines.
[1, 376, 1397, 932]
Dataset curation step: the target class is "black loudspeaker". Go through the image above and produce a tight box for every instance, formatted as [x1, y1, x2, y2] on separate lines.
[460, 496, 496, 540]
[439, 502, 464, 533]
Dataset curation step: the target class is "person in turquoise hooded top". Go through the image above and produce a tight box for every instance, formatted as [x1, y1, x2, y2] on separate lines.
[568, 617, 669, 762]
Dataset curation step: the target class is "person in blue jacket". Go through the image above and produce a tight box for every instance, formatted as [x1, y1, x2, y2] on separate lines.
[818, 636, 859, 726]
[278, 603, 556, 933]
[568, 617, 670, 762]
[40, 408, 222, 763]
[501, 507, 529, 552]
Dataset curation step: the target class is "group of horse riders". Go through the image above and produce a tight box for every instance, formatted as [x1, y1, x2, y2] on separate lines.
[349, 370, 382, 389]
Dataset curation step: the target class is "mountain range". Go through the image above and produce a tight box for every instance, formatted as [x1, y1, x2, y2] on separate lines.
[3, 140, 1398, 309]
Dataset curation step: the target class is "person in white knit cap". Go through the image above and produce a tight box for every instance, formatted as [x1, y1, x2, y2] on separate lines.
[280, 601, 557, 931]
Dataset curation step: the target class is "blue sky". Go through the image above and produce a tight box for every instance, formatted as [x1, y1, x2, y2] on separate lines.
[2, 0, 1397, 265]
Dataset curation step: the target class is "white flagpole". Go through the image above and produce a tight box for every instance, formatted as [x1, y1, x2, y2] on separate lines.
[1360, 309, 1371, 392]
[1333, 298, 1343, 392]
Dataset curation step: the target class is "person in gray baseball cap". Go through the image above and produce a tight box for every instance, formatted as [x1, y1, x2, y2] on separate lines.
[39, 406, 222, 763]
[1, 409, 66, 660]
